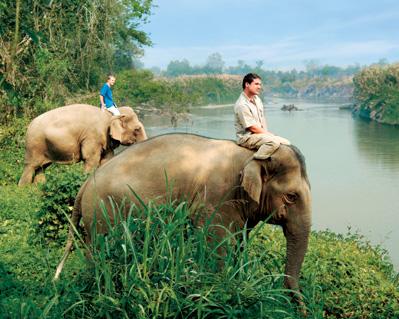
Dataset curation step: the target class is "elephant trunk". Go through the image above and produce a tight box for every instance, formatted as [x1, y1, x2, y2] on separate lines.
[283, 215, 311, 293]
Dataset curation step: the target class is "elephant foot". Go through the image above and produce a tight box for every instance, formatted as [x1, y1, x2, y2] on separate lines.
[18, 167, 35, 186]
[33, 173, 46, 185]
[18, 179, 31, 187]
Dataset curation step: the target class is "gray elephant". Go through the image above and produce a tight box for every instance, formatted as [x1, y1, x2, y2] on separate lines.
[55, 133, 311, 299]
[18, 104, 147, 186]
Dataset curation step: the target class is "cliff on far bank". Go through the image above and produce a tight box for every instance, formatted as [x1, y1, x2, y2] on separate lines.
[353, 63, 399, 125]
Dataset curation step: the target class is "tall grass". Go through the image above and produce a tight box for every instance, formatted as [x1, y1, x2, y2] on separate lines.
[49, 197, 305, 318]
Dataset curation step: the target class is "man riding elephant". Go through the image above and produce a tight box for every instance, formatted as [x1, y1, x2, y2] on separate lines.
[234, 73, 290, 159]
[100, 74, 120, 115]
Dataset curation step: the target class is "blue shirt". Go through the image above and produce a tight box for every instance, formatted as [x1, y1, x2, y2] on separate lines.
[100, 83, 114, 107]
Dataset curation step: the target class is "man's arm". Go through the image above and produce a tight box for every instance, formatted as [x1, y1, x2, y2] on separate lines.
[99, 95, 106, 110]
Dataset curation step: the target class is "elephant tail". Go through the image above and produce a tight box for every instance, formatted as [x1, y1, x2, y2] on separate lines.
[53, 181, 87, 281]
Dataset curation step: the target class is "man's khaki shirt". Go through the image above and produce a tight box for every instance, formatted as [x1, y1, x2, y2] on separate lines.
[234, 92, 267, 140]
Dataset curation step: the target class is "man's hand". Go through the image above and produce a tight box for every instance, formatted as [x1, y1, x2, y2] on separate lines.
[248, 125, 271, 134]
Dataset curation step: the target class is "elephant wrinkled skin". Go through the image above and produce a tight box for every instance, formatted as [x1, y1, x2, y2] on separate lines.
[55, 133, 311, 298]
[18, 104, 147, 186]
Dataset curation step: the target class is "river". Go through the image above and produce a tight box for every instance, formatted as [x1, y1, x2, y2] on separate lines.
[141, 98, 399, 269]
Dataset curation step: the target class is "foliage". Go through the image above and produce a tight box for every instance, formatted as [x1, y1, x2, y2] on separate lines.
[251, 225, 399, 319]
[353, 63, 399, 125]
[110, 70, 241, 113]
[164, 53, 362, 80]
[167, 74, 242, 106]
[0, 0, 153, 123]
[163, 54, 356, 100]
[114, 69, 192, 112]
[0, 117, 29, 186]
[48, 200, 303, 318]
[34, 165, 88, 244]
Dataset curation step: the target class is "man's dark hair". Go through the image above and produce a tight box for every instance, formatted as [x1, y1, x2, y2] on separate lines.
[107, 74, 115, 80]
[242, 73, 261, 90]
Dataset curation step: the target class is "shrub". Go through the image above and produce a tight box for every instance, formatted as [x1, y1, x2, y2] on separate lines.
[0, 118, 29, 186]
[34, 165, 87, 244]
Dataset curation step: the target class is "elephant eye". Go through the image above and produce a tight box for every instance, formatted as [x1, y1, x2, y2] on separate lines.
[283, 193, 298, 205]
[134, 127, 141, 132]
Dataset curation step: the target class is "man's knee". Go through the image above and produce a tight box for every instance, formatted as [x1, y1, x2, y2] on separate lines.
[253, 143, 280, 159]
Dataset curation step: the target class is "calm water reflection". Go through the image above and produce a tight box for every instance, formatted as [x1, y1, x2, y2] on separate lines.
[142, 98, 399, 269]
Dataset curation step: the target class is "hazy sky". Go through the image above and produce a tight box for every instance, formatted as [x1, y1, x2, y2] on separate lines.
[140, 0, 399, 70]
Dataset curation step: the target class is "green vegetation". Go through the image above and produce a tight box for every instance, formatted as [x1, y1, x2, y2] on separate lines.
[1, 119, 398, 318]
[162, 55, 359, 100]
[252, 229, 399, 318]
[164, 74, 241, 106]
[164, 55, 361, 80]
[79, 70, 242, 113]
[35, 167, 88, 244]
[0, 0, 153, 123]
[353, 63, 399, 125]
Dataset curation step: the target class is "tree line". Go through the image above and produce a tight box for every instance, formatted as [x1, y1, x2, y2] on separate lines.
[160, 53, 369, 80]
[0, 0, 153, 123]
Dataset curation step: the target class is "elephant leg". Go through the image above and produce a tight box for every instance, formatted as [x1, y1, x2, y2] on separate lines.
[33, 163, 51, 184]
[81, 142, 102, 173]
[18, 164, 36, 186]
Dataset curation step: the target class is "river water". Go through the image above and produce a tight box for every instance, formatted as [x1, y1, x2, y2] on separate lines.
[142, 98, 399, 269]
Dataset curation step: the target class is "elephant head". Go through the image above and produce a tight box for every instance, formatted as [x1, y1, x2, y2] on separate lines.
[241, 144, 311, 295]
[110, 107, 147, 145]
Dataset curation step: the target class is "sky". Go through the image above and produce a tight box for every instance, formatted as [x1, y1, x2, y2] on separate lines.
[139, 0, 399, 71]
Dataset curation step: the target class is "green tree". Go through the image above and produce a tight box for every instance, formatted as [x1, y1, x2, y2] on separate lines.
[165, 59, 192, 76]
[204, 52, 225, 74]
[0, 0, 153, 123]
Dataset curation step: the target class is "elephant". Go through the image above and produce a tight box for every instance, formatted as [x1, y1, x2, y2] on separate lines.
[18, 104, 147, 186]
[54, 133, 311, 301]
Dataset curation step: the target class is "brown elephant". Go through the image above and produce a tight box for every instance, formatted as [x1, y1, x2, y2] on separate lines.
[54, 133, 311, 299]
[18, 104, 147, 186]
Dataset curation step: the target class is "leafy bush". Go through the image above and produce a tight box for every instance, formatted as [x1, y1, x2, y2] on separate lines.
[0, 118, 29, 186]
[353, 63, 399, 125]
[34, 165, 87, 244]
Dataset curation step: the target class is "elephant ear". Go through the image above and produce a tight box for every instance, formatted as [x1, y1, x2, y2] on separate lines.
[241, 160, 263, 204]
[110, 115, 127, 142]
